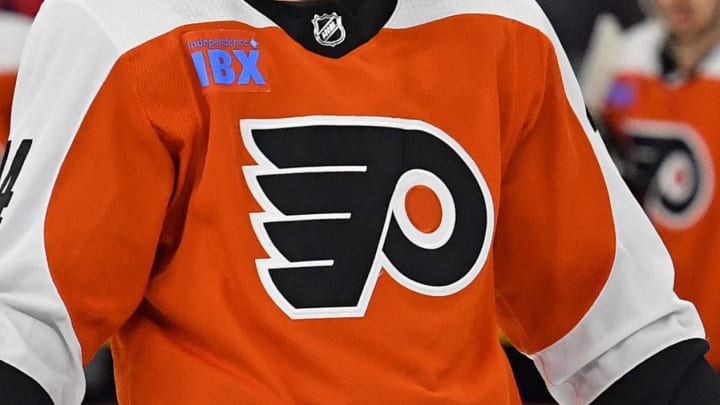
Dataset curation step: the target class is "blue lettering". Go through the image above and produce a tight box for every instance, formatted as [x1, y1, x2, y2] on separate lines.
[233, 50, 266, 85]
[208, 49, 236, 85]
[191, 51, 210, 88]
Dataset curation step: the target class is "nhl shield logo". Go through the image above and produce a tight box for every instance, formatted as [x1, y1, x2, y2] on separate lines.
[312, 12, 346, 47]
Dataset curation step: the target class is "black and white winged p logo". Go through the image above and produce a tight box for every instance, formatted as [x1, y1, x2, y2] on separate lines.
[623, 119, 715, 229]
[241, 116, 494, 319]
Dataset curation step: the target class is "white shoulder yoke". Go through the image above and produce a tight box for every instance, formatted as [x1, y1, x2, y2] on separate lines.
[615, 19, 665, 77]
[42, 0, 277, 55]
[387, 0, 554, 36]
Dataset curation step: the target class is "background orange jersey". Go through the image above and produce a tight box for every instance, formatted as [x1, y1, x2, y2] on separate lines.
[603, 19, 720, 368]
[0, 1, 705, 404]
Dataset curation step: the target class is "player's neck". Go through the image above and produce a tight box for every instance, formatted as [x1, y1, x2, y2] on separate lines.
[669, 23, 720, 75]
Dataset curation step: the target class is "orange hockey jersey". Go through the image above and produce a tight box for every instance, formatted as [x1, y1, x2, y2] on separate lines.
[603, 20, 720, 369]
[0, 1, 706, 404]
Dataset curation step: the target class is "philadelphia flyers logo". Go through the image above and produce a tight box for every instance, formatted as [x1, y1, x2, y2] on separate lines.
[241, 116, 494, 319]
[622, 119, 714, 229]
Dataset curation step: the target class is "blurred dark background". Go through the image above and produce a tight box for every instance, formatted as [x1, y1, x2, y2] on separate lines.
[537, 0, 645, 68]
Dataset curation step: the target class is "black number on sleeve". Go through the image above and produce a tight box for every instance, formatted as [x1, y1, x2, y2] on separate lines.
[0, 139, 32, 225]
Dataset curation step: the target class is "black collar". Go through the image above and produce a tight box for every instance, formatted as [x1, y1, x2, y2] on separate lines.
[658, 36, 716, 84]
[243, 0, 398, 58]
[660, 39, 689, 83]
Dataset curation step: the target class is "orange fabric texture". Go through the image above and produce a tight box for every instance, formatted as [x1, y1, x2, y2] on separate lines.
[42, 14, 615, 404]
[405, 185, 443, 233]
[0, 72, 16, 151]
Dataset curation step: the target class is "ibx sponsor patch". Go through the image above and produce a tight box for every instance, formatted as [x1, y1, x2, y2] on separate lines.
[184, 29, 270, 92]
[606, 79, 637, 109]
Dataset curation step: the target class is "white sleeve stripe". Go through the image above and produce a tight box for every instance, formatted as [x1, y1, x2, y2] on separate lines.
[536, 302, 703, 403]
[0, 1, 126, 403]
[502, 3, 707, 405]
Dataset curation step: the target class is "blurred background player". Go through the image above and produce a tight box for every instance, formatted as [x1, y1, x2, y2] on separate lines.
[601, 0, 720, 371]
